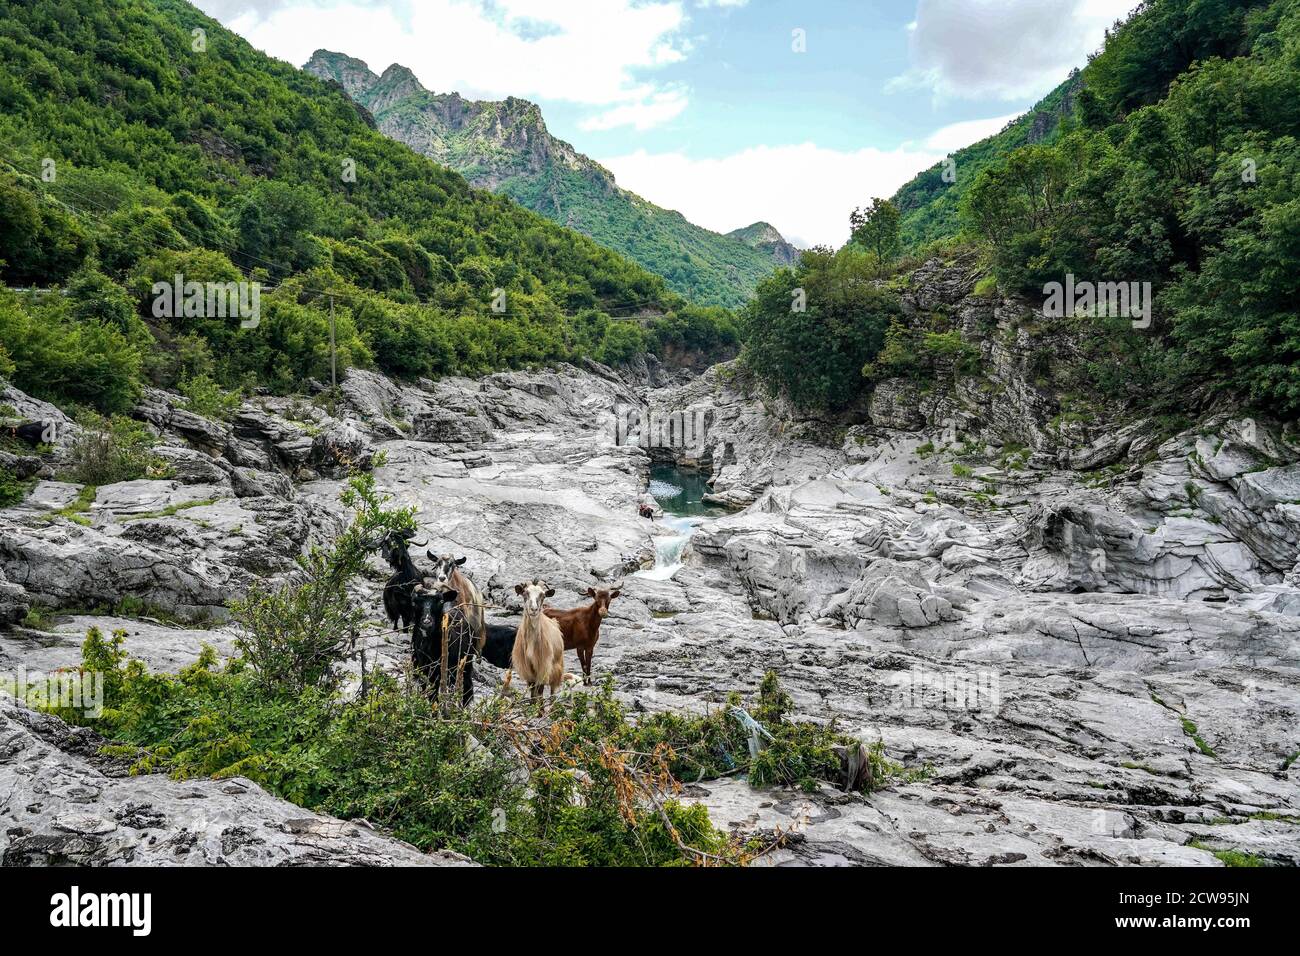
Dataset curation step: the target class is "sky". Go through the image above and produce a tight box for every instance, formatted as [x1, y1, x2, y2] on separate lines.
[196, 0, 1138, 247]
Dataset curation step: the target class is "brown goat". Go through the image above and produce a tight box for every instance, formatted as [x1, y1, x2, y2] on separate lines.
[544, 586, 621, 686]
[512, 580, 565, 706]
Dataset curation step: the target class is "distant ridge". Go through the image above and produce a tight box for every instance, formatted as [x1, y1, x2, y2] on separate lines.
[305, 50, 795, 307]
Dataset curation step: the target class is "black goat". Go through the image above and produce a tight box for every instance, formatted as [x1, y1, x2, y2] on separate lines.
[411, 581, 477, 707]
[378, 529, 424, 634]
[3, 420, 51, 446]
[481, 620, 518, 670]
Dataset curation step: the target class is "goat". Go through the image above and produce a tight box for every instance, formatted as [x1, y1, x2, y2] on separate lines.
[511, 580, 564, 707]
[411, 580, 477, 708]
[3, 421, 49, 446]
[481, 620, 517, 670]
[377, 529, 424, 633]
[426, 552, 487, 650]
[544, 586, 621, 685]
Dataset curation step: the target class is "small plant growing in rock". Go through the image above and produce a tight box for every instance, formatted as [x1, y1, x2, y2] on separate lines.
[0, 465, 30, 507]
[179, 373, 241, 421]
[63, 414, 170, 486]
[20, 606, 48, 630]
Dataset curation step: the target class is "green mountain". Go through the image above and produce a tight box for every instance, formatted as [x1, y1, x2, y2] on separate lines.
[304, 50, 790, 308]
[0, 0, 740, 415]
[890, 73, 1082, 249]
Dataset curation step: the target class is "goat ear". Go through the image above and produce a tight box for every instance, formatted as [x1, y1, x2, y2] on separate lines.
[454, 556, 467, 566]
[610, 589, 622, 599]
[514, 583, 525, 595]
[427, 549, 437, 561]
[545, 588, 555, 598]
[585, 587, 597, 598]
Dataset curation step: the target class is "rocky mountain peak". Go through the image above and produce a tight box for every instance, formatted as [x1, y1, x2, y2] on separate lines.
[301, 49, 789, 307]
[726, 221, 801, 266]
[376, 63, 420, 92]
[303, 49, 379, 100]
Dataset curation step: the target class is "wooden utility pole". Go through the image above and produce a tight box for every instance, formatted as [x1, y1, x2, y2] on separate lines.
[329, 294, 337, 393]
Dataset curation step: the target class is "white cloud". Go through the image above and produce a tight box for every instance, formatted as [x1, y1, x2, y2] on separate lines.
[596, 108, 1023, 250]
[580, 88, 689, 132]
[599, 142, 946, 249]
[197, 0, 693, 128]
[893, 0, 1138, 101]
[922, 112, 1020, 152]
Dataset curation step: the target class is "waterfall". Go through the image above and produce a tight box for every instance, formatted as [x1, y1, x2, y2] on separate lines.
[636, 514, 703, 581]
[634, 466, 717, 582]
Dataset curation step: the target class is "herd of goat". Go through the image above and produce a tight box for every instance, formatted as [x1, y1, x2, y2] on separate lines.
[376, 529, 622, 707]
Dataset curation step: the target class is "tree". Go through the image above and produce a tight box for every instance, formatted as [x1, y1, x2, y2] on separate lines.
[741, 246, 900, 411]
[229, 181, 326, 278]
[849, 198, 901, 266]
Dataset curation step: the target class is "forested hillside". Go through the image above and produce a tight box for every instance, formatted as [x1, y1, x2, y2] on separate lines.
[0, 0, 737, 415]
[962, 0, 1300, 414]
[305, 50, 787, 309]
[747, 0, 1300, 421]
[891, 74, 1081, 249]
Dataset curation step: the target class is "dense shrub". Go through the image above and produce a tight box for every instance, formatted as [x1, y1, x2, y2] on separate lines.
[70, 630, 892, 865]
[0, 466, 29, 507]
[0, 289, 146, 414]
[741, 246, 901, 411]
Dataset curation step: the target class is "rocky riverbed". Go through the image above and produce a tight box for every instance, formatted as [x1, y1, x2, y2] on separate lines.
[3, 263, 1298, 867]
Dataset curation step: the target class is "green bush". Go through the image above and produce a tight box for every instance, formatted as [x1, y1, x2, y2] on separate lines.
[0, 466, 30, 507]
[0, 290, 146, 414]
[179, 374, 241, 421]
[62, 414, 169, 486]
[70, 627, 898, 865]
[741, 247, 902, 411]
